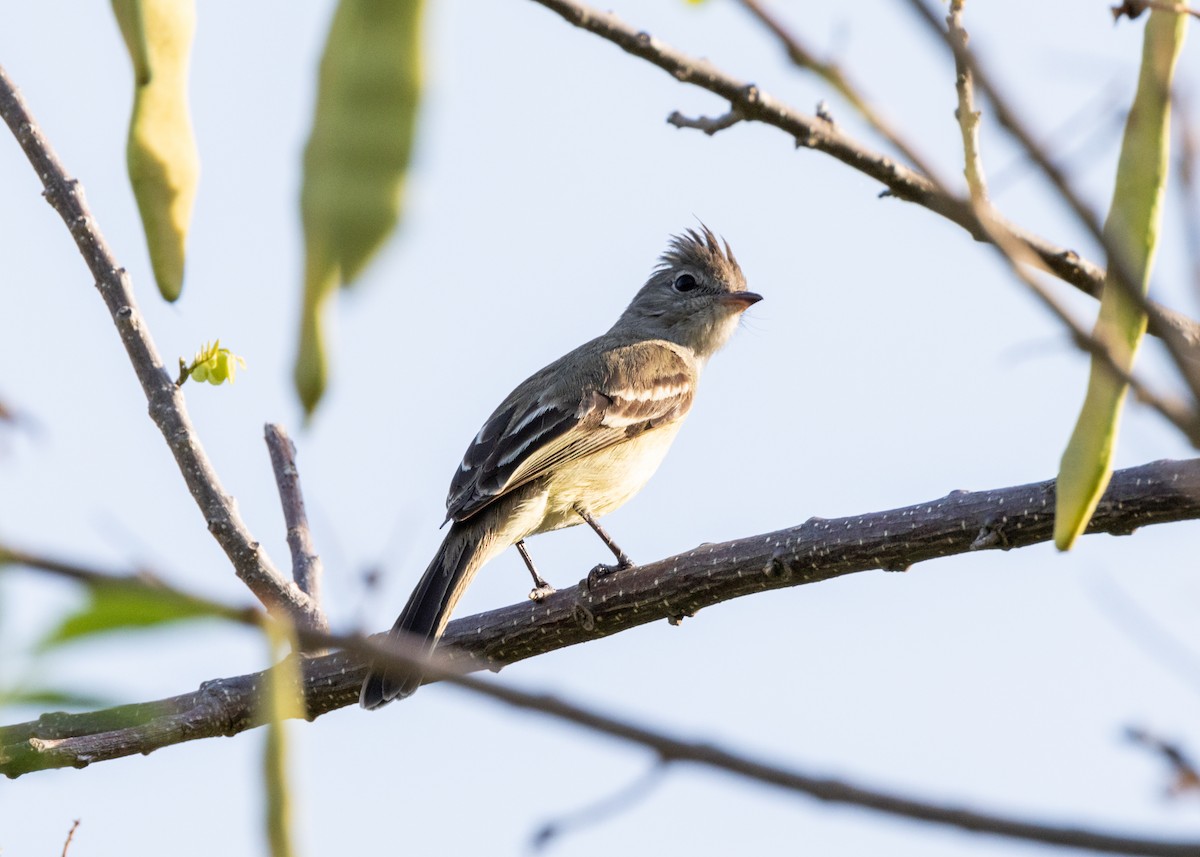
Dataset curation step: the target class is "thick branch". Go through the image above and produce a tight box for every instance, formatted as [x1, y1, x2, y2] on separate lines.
[527, 0, 1200, 347]
[4, 457, 1199, 779]
[0, 66, 320, 628]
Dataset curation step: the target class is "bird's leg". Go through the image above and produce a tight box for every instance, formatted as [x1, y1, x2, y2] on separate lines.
[516, 540, 556, 601]
[573, 504, 635, 588]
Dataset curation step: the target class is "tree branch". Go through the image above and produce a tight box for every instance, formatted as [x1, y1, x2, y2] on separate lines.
[734, 0, 951, 191]
[264, 423, 324, 613]
[4, 457, 1200, 780]
[733, 0, 1200, 445]
[1126, 726, 1200, 797]
[7, 485, 1200, 857]
[0, 64, 321, 630]
[526, 0, 1200, 348]
[1113, 1, 1200, 22]
[947, 0, 989, 203]
[901, 0, 1200, 401]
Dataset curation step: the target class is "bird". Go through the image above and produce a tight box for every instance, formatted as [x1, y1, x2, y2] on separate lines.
[360, 226, 761, 708]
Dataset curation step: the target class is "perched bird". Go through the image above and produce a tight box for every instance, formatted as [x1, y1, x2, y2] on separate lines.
[360, 226, 760, 708]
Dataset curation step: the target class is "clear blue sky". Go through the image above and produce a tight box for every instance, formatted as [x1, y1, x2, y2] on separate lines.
[2, 1, 1198, 855]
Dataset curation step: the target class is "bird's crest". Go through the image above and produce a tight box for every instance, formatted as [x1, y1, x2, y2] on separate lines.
[657, 224, 744, 288]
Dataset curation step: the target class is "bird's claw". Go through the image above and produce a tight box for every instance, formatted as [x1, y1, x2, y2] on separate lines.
[586, 561, 634, 590]
[528, 583, 557, 602]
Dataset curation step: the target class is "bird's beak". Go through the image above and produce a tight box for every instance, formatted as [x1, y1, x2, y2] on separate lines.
[720, 291, 763, 311]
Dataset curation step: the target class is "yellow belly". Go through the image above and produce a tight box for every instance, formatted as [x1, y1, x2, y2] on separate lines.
[505, 419, 685, 539]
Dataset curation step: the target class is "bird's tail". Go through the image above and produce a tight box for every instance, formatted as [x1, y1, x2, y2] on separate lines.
[360, 523, 494, 709]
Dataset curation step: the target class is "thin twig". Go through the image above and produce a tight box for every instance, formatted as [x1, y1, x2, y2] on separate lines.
[60, 819, 80, 857]
[264, 424, 324, 618]
[1175, 92, 1200, 303]
[401, 634, 1199, 857]
[737, 0, 859, 107]
[1087, 571, 1200, 693]
[947, 0, 988, 202]
[0, 543, 263, 625]
[0, 64, 320, 629]
[987, 88, 1126, 195]
[735, 0, 951, 191]
[526, 0, 1200, 350]
[531, 763, 667, 851]
[1126, 727, 1200, 796]
[1113, 1, 1200, 22]
[666, 108, 742, 135]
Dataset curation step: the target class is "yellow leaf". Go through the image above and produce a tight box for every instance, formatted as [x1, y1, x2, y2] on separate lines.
[294, 253, 337, 416]
[112, 0, 200, 302]
[179, 340, 246, 387]
[260, 618, 304, 857]
[1055, 9, 1187, 549]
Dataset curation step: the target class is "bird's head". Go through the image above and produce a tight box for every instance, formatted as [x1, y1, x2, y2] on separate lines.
[616, 225, 761, 360]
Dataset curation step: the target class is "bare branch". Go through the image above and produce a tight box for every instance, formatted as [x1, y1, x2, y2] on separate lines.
[0, 64, 320, 629]
[60, 819, 80, 857]
[5, 456, 1200, 779]
[733, 0, 1198, 442]
[6, 580, 1200, 855]
[532, 764, 667, 851]
[1126, 727, 1200, 796]
[1113, 1, 1200, 22]
[1175, 93, 1200, 302]
[947, 0, 989, 202]
[264, 423, 324, 622]
[526, 0, 1200, 347]
[735, 0, 950, 191]
[0, 543, 264, 626]
[666, 107, 742, 135]
[901, 0, 1200, 408]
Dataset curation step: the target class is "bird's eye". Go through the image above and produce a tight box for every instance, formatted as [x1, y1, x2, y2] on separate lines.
[673, 273, 698, 292]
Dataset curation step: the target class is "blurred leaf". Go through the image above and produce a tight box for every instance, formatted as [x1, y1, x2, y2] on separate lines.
[38, 577, 243, 651]
[260, 619, 304, 857]
[0, 686, 113, 711]
[293, 261, 335, 417]
[112, 0, 200, 302]
[296, 0, 425, 414]
[1055, 10, 1187, 550]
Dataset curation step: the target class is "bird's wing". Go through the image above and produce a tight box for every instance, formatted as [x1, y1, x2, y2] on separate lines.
[444, 340, 695, 522]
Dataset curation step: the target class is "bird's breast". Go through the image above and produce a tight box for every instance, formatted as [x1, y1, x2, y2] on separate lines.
[528, 419, 687, 534]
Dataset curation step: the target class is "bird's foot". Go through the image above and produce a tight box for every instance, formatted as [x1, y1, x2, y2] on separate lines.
[586, 560, 635, 591]
[528, 583, 557, 601]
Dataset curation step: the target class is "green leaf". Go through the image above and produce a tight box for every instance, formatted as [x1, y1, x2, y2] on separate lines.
[296, 0, 425, 414]
[38, 578, 242, 651]
[1055, 9, 1187, 550]
[0, 686, 113, 711]
[179, 339, 246, 387]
